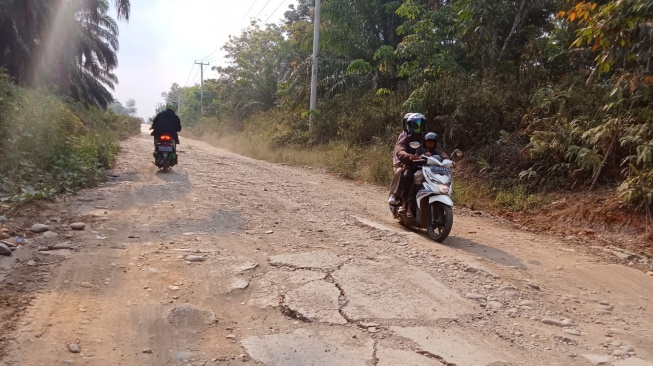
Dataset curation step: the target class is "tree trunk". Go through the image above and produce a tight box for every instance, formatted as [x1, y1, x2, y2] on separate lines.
[590, 134, 618, 191]
[498, 0, 528, 64]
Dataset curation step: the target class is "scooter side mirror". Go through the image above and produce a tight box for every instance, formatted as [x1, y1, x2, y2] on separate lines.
[452, 149, 464, 158]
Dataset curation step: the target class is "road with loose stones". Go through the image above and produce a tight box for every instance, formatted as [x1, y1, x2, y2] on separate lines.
[1, 127, 652, 366]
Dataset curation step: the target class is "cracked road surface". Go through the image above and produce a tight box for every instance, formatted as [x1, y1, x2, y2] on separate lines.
[2, 128, 653, 366]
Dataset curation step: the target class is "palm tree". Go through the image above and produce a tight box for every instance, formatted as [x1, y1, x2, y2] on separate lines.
[0, 0, 50, 83]
[0, 0, 130, 107]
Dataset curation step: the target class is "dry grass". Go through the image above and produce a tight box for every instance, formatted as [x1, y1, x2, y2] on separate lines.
[187, 131, 394, 186]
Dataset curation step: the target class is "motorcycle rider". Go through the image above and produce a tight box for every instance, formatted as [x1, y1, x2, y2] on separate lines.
[394, 113, 427, 216]
[404, 132, 450, 216]
[150, 101, 182, 149]
[388, 113, 413, 205]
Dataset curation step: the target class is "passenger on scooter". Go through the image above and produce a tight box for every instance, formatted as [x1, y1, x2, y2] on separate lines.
[388, 113, 413, 205]
[423, 132, 450, 160]
[394, 113, 427, 216]
[404, 132, 450, 216]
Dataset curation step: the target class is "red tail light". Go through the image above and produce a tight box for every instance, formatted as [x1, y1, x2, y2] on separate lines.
[160, 135, 172, 141]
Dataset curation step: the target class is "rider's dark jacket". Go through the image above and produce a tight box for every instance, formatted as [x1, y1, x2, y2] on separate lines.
[394, 133, 424, 166]
[151, 109, 182, 144]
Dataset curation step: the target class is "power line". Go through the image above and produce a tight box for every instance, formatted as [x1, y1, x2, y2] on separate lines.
[198, 0, 261, 62]
[183, 63, 196, 87]
[190, 65, 201, 85]
[255, 0, 275, 19]
[264, 0, 288, 23]
[233, 0, 260, 33]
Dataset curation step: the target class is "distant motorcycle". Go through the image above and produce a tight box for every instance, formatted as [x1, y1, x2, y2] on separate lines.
[390, 149, 462, 242]
[153, 134, 177, 170]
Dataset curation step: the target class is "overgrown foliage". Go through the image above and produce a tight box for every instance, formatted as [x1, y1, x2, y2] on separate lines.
[0, 73, 140, 210]
[167, 0, 653, 212]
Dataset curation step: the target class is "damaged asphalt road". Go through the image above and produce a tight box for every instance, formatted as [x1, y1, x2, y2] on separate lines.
[1, 129, 653, 366]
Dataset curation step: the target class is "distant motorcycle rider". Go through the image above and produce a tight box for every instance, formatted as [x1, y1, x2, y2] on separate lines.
[393, 113, 427, 216]
[150, 101, 182, 148]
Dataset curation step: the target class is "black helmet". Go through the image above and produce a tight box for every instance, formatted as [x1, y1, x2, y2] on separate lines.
[424, 132, 437, 142]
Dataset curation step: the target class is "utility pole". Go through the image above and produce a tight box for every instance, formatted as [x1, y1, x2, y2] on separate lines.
[194, 61, 209, 117]
[309, 0, 321, 114]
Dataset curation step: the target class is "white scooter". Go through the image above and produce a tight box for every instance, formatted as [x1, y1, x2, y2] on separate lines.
[390, 148, 462, 242]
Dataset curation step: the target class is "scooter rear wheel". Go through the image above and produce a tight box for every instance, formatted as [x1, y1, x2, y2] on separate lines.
[427, 203, 453, 242]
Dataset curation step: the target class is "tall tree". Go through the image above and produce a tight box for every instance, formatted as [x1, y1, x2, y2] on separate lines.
[0, 0, 131, 107]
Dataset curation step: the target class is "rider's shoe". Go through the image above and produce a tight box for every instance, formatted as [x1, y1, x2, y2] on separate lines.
[388, 195, 398, 205]
[406, 202, 415, 218]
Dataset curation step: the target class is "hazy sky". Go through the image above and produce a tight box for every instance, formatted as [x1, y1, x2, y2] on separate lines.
[111, 0, 296, 120]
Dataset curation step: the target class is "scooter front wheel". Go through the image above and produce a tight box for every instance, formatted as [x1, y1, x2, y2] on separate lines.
[427, 203, 453, 242]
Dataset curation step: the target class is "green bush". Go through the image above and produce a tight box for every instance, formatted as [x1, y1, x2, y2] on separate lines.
[495, 185, 546, 211]
[0, 73, 140, 208]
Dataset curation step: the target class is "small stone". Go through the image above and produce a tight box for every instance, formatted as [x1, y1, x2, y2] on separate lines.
[541, 317, 574, 327]
[68, 343, 81, 353]
[582, 354, 610, 365]
[70, 223, 86, 230]
[498, 286, 517, 292]
[226, 334, 237, 340]
[487, 301, 503, 309]
[466, 293, 486, 300]
[527, 283, 541, 291]
[50, 243, 72, 250]
[367, 327, 378, 333]
[361, 322, 380, 327]
[265, 230, 274, 234]
[519, 300, 537, 306]
[234, 262, 259, 272]
[599, 301, 610, 306]
[504, 291, 519, 298]
[31, 224, 50, 233]
[168, 285, 181, 291]
[0, 243, 11, 256]
[185, 255, 205, 262]
[229, 278, 249, 291]
[647, 272, 653, 277]
[613, 349, 629, 356]
[80, 282, 94, 288]
[562, 328, 582, 336]
[142, 349, 153, 354]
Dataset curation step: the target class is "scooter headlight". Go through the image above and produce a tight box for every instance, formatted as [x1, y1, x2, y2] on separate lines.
[438, 184, 450, 194]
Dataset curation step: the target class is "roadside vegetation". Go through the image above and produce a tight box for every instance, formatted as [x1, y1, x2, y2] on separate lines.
[0, 0, 139, 214]
[168, 0, 653, 221]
